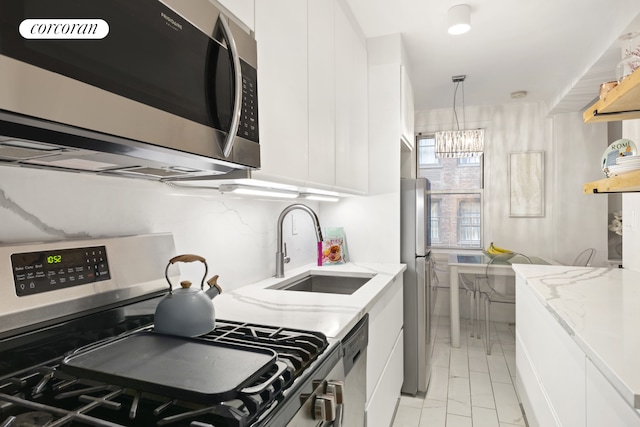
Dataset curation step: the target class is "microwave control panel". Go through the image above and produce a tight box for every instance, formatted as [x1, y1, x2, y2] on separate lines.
[238, 60, 259, 143]
[11, 245, 111, 297]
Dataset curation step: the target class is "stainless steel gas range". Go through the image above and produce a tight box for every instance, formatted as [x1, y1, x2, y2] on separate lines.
[0, 233, 366, 427]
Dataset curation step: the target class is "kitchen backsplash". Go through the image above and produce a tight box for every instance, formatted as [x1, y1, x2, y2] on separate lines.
[0, 166, 321, 290]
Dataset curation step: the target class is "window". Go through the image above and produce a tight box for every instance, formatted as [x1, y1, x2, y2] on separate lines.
[458, 199, 481, 245]
[458, 157, 480, 166]
[418, 135, 440, 167]
[430, 198, 441, 244]
[417, 134, 483, 249]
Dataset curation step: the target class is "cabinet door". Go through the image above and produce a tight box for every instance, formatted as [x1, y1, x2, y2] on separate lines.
[516, 278, 585, 427]
[255, 0, 308, 181]
[366, 275, 403, 401]
[307, 0, 336, 187]
[586, 358, 640, 427]
[400, 65, 414, 150]
[334, 1, 368, 193]
[536, 297, 585, 427]
[217, 0, 255, 31]
[366, 331, 403, 427]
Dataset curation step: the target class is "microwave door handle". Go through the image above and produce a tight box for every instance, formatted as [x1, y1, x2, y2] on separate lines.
[217, 14, 242, 158]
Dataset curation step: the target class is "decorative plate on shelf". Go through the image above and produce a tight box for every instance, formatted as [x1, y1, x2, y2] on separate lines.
[602, 138, 637, 177]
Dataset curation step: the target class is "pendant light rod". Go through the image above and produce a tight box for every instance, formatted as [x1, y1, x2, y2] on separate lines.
[451, 75, 466, 130]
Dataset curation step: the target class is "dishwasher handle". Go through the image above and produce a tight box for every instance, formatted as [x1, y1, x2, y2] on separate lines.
[341, 313, 368, 376]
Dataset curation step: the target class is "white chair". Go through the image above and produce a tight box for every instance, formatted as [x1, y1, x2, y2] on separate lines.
[458, 273, 479, 338]
[477, 252, 531, 355]
[572, 248, 595, 267]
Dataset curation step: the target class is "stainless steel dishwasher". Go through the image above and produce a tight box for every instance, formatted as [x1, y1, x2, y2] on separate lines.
[340, 314, 368, 426]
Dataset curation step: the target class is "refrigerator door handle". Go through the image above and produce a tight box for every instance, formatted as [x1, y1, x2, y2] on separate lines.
[416, 256, 429, 392]
[415, 179, 428, 257]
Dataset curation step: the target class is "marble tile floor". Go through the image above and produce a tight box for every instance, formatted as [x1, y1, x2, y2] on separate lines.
[392, 315, 528, 427]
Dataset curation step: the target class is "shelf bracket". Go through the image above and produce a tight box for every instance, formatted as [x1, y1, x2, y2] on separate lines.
[592, 108, 640, 117]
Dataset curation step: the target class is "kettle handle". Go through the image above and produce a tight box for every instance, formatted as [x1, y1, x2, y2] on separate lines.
[164, 254, 209, 293]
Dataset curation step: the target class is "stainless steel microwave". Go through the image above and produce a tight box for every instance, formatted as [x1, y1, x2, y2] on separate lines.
[0, 0, 259, 180]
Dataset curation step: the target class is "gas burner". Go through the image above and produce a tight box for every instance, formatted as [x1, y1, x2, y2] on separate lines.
[199, 320, 328, 376]
[0, 360, 295, 427]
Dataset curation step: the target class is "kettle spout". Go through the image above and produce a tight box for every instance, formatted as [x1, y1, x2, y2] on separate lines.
[206, 275, 222, 299]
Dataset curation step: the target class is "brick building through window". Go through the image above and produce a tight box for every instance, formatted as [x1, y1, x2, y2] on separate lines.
[417, 134, 483, 249]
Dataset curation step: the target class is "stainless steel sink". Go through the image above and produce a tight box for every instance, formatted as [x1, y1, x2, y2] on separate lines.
[270, 273, 375, 295]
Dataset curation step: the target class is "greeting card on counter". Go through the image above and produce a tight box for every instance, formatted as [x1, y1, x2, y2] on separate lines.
[320, 227, 348, 266]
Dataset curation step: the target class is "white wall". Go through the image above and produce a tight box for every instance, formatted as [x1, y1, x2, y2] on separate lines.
[416, 101, 609, 319]
[322, 34, 406, 264]
[0, 166, 321, 291]
[415, 102, 608, 264]
[622, 119, 640, 271]
[551, 112, 608, 265]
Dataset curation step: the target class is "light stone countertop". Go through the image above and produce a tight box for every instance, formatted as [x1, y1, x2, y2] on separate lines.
[214, 262, 406, 340]
[512, 264, 640, 410]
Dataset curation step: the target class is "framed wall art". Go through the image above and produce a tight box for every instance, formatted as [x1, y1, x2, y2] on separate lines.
[509, 151, 545, 217]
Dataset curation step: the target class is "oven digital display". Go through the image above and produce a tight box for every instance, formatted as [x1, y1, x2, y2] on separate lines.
[47, 255, 63, 264]
[11, 245, 111, 296]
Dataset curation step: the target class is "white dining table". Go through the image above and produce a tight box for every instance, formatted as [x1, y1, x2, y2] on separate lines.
[447, 252, 552, 348]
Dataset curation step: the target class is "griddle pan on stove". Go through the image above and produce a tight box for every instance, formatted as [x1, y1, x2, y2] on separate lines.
[61, 331, 277, 403]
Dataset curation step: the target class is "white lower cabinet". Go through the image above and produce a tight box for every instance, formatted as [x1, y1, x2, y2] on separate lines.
[365, 274, 403, 427]
[366, 332, 403, 427]
[586, 358, 640, 426]
[516, 275, 640, 427]
[515, 278, 585, 427]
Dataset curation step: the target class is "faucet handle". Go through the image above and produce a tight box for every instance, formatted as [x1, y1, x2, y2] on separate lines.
[284, 242, 291, 264]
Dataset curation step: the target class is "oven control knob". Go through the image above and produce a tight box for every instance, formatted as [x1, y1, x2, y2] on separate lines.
[326, 380, 345, 404]
[314, 394, 336, 421]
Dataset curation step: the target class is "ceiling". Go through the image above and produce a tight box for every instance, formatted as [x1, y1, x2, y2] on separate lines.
[345, 0, 640, 113]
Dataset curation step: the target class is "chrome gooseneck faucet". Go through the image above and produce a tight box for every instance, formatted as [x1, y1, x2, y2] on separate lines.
[275, 204, 323, 278]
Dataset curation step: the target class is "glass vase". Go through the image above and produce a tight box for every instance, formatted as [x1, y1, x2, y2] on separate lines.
[615, 32, 640, 82]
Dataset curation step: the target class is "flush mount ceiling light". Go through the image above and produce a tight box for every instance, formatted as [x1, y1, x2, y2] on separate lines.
[447, 4, 471, 35]
[511, 90, 528, 99]
[219, 184, 299, 199]
[435, 75, 485, 158]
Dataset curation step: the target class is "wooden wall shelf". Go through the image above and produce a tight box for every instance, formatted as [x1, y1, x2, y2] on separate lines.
[583, 169, 640, 193]
[583, 67, 640, 123]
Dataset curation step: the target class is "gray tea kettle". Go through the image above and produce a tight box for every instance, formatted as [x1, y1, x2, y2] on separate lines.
[153, 254, 222, 337]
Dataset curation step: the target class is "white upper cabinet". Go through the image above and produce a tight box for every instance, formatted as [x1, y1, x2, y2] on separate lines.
[334, 0, 368, 194]
[254, 0, 368, 194]
[307, 0, 336, 187]
[255, 0, 308, 183]
[400, 65, 415, 151]
[216, 0, 255, 31]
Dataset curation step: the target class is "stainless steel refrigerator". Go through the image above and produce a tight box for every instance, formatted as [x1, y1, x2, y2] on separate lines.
[400, 178, 434, 395]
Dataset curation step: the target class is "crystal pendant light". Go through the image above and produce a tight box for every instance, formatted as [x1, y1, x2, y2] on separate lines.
[435, 75, 484, 158]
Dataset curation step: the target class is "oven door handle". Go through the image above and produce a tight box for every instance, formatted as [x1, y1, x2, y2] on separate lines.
[318, 403, 343, 427]
[239, 360, 289, 395]
[334, 403, 343, 427]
